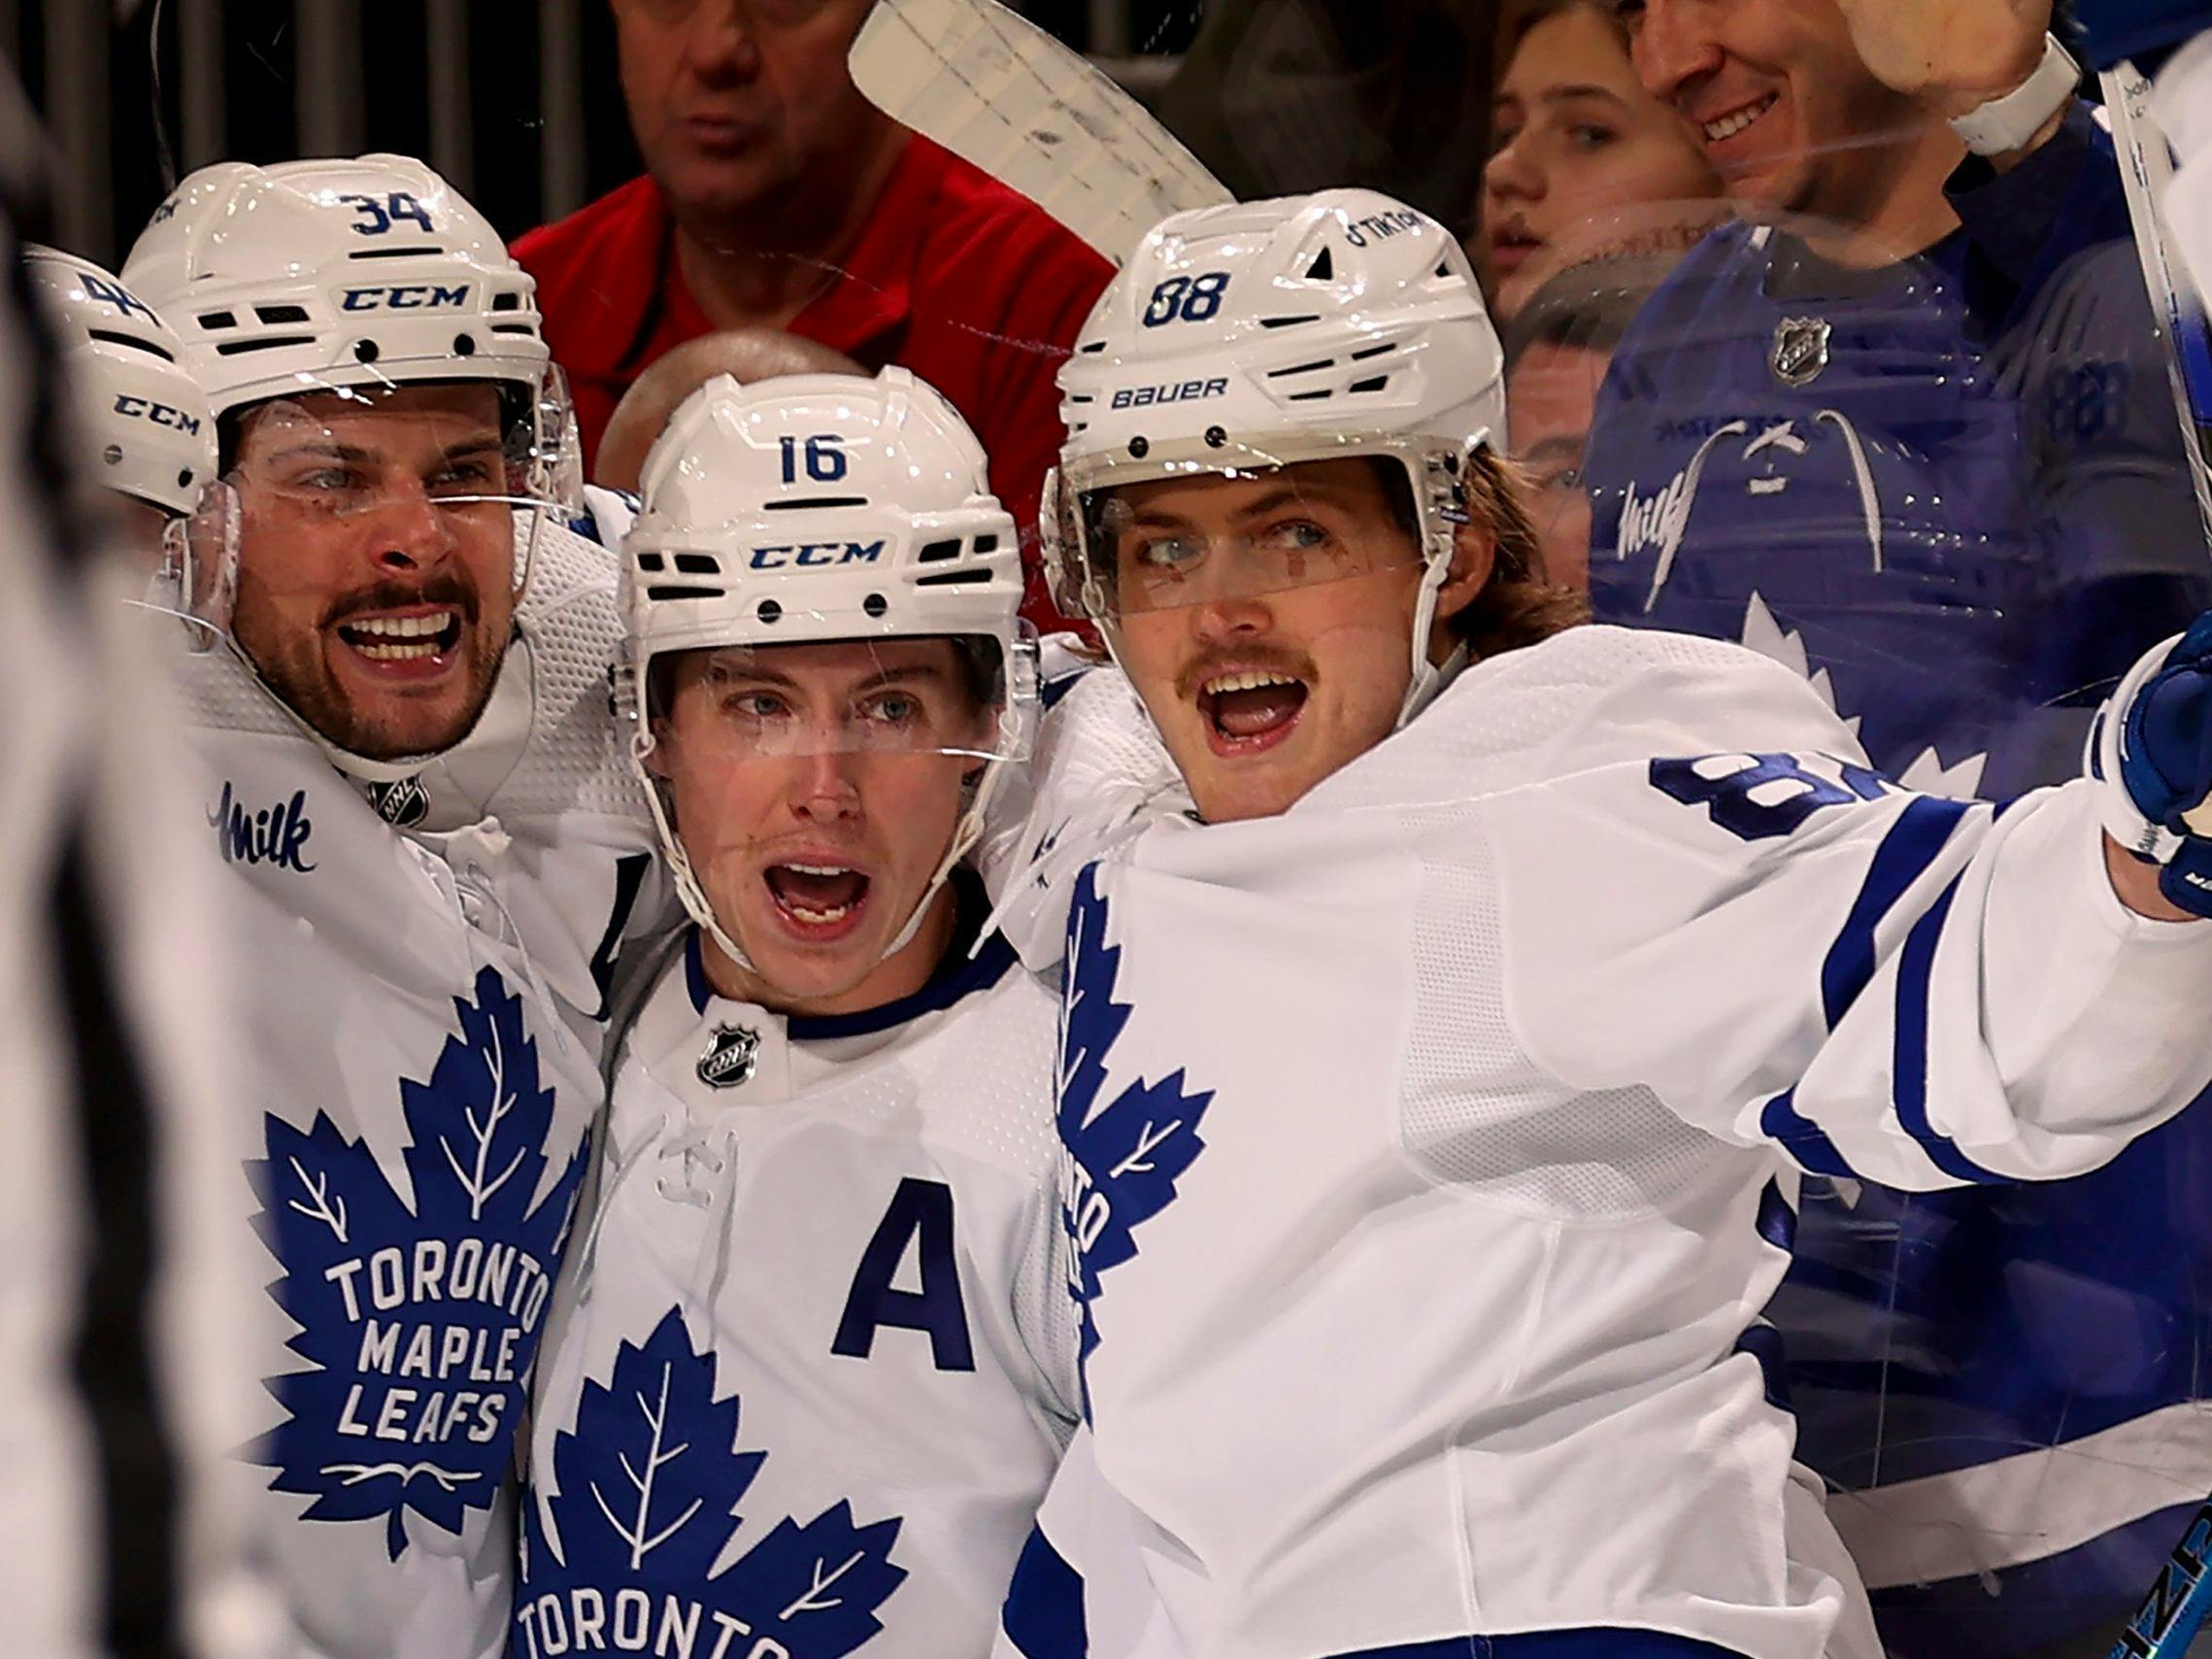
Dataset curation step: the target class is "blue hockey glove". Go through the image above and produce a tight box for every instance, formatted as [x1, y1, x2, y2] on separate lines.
[2095, 613, 2212, 917]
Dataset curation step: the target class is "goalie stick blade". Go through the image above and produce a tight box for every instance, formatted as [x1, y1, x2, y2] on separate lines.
[849, 0, 1233, 265]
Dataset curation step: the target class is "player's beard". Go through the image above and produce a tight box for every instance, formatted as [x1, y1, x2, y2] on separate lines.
[236, 570, 508, 762]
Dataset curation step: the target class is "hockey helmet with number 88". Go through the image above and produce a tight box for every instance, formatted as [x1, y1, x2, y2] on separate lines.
[1047, 187, 1506, 720]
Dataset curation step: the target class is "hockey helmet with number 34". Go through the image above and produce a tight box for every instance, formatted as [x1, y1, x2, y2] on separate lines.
[119, 154, 573, 645]
[620, 366, 1038, 970]
[1048, 187, 1506, 719]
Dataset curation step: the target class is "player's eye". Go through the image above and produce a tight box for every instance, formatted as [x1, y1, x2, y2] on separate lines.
[721, 691, 788, 722]
[429, 459, 498, 494]
[1569, 123, 1619, 150]
[862, 692, 921, 727]
[1132, 535, 1204, 573]
[1258, 519, 1333, 554]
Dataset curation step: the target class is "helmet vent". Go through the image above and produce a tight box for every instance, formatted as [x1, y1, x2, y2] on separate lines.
[1286, 389, 1332, 402]
[348, 246, 447, 260]
[635, 552, 666, 572]
[1079, 340, 1107, 355]
[1304, 248, 1334, 281]
[763, 494, 866, 510]
[1434, 259, 1451, 278]
[1258, 315, 1321, 329]
[196, 311, 238, 330]
[1350, 342, 1394, 360]
[1348, 375, 1390, 394]
[647, 585, 720, 602]
[916, 568, 993, 588]
[918, 537, 963, 563]
[253, 304, 309, 324]
[672, 553, 721, 575]
[489, 323, 537, 336]
[1266, 357, 1336, 379]
[490, 292, 522, 312]
[88, 328, 176, 362]
[974, 533, 998, 553]
[215, 335, 315, 356]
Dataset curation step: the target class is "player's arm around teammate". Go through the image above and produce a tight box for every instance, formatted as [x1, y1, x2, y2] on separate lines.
[975, 189, 2212, 1659]
[515, 368, 1078, 1659]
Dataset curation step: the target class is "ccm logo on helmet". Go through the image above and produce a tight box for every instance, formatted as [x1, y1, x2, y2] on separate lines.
[339, 284, 471, 312]
[1110, 377, 1227, 411]
[112, 394, 203, 435]
[748, 540, 886, 570]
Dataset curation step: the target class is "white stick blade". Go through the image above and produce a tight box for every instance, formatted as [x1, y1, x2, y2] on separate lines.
[851, 0, 1233, 264]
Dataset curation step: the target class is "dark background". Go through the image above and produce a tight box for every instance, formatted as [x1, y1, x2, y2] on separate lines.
[0, 0, 1218, 265]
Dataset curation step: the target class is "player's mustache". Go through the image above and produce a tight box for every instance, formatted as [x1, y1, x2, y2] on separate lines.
[320, 571, 479, 631]
[1176, 647, 1317, 702]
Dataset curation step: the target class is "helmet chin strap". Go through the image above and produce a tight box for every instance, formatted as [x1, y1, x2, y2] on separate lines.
[1398, 547, 1467, 729]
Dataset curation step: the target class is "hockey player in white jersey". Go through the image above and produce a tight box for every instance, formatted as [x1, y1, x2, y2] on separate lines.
[513, 366, 1074, 1659]
[118, 155, 661, 1658]
[22, 243, 216, 559]
[978, 186, 2212, 1659]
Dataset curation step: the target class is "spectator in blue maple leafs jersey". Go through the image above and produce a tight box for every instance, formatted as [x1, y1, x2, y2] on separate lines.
[1578, 0, 2212, 1651]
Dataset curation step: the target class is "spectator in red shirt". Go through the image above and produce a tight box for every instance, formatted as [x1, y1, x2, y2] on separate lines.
[514, 0, 1114, 628]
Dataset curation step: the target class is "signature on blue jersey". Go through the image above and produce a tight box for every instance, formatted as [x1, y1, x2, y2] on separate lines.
[515, 1308, 905, 1659]
[250, 967, 586, 1558]
[1056, 864, 1214, 1419]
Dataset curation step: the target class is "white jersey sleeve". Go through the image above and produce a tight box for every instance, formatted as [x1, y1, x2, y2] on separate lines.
[1473, 626, 2212, 1189]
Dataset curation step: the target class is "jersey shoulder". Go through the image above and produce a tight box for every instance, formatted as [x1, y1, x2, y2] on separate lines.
[498, 519, 650, 830]
[1319, 625, 1864, 814]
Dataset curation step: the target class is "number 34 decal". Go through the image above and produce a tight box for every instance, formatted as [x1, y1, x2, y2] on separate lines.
[338, 190, 435, 237]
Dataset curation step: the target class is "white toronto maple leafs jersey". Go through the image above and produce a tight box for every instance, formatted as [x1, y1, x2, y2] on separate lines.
[165, 517, 661, 1659]
[516, 885, 1078, 1659]
[983, 627, 2212, 1659]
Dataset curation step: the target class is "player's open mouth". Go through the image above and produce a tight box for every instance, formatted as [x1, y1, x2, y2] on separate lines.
[1198, 668, 1309, 758]
[334, 606, 463, 668]
[1489, 218, 1542, 272]
[1700, 92, 1778, 148]
[763, 862, 872, 939]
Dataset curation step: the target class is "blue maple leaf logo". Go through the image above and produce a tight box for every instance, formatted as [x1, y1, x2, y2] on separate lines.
[514, 1308, 906, 1659]
[249, 966, 587, 1560]
[1056, 863, 1213, 1417]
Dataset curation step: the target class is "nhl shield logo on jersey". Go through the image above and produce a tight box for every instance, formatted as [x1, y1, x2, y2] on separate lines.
[514, 1308, 906, 1659]
[698, 1023, 762, 1090]
[365, 773, 430, 829]
[1056, 866, 1214, 1418]
[1770, 316, 1831, 388]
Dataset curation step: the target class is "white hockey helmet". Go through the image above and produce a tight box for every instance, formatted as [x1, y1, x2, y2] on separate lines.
[23, 244, 216, 517]
[621, 366, 1038, 970]
[119, 152, 564, 491]
[1047, 187, 1506, 720]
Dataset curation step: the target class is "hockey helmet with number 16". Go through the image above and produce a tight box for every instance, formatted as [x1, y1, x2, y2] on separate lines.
[1047, 187, 1506, 722]
[620, 366, 1037, 973]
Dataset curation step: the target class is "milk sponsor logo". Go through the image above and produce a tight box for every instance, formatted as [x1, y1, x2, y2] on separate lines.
[515, 1308, 904, 1659]
[210, 781, 317, 872]
[251, 967, 587, 1557]
[1055, 864, 1213, 1418]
